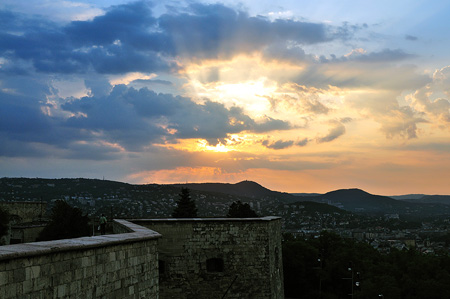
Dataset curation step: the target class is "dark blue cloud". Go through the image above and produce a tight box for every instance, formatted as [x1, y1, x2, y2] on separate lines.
[62, 85, 292, 149]
[0, 85, 88, 157]
[130, 79, 173, 86]
[0, 1, 356, 75]
[64, 1, 157, 47]
[158, 3, 330, 60]
[0, 2, 169, 74]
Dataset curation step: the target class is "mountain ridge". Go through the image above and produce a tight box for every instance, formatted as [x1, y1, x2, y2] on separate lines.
[2, 178, 450, 218]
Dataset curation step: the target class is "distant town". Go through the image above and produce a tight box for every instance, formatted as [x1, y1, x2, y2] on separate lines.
[1, 177, 450, 255]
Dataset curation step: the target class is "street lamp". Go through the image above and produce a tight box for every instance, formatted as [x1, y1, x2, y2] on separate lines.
[342, 261, 354, 298]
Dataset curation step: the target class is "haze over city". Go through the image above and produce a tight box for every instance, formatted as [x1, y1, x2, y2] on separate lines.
[1, 0, 449, 195]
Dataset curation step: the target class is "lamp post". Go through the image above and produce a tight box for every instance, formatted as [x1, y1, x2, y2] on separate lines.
[318, 254, 322, 298]
[342, 261, 354, 298]
[313, 253, 323, 298]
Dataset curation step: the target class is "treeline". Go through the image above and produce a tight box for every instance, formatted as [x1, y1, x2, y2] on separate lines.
[283, 232, 450, 299]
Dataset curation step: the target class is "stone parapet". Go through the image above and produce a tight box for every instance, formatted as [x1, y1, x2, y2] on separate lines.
[0, 219, 161, 299]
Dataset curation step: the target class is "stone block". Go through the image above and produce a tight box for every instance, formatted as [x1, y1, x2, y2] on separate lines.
[34, 276, 49, 291]
[57, 284, 66, 297]
[128, 285, 135, 295]
[22, 279, 34, 293]
[0, 271, 8, 286]
[109, 251, 116, 262]
[25, 265, 40, 280]
[13, 268, 26, 283]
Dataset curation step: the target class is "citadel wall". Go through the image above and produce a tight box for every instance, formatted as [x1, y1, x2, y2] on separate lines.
[0, 217, 284, 298]
[135, 217, 284, 299]
[0, 219, 161, 299]
[0, 202, 47, 223]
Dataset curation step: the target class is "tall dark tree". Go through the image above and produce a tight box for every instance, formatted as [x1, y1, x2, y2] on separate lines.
[172, 188, 198, 218]
[226, 201, 259, 218]
[0, 206, 11, 238]
[37, 200, 90, 241]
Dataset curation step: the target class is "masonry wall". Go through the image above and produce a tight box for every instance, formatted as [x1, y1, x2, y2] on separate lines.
[135, 217, 284, 299]
[0, 220, 161, 299]
[0, 202, 47, 223]
[10, 224, 46, 244]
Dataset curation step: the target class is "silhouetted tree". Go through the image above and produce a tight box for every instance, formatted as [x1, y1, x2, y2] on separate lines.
[0, 206, 11, 238]
[226, 201, 258, 218]
[37, 200, 90, 241]
[172, 188, 198, 218]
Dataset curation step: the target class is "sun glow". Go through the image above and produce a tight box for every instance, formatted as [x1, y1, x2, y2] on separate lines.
[205, 142, 230, 152]
[190, 78, 277, 116]
[181, 55, 303, 116]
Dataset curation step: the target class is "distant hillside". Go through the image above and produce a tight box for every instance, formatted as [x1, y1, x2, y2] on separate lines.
[297, 188, 450, 217]
[172, 181, 298, 202]
[2, 177, 450, 219]
[0, 178, 294, 218]
[389, 194, 426, 200]
[289, 200, 350, 214]
[397, 195, 450, 205]
[291, 193, 322, 197]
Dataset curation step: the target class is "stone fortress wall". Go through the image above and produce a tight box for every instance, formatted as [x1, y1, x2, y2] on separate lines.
[135, 217, 284, 299]
[0, 202, 47, 223]
[0, 220, 161, 299]
[0, 217, 284, 299]
[0, 202, 48, 244]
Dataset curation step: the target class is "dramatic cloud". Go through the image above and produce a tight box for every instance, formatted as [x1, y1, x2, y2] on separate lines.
[1, 81, 291, 158]
[0, 1, 369, 77]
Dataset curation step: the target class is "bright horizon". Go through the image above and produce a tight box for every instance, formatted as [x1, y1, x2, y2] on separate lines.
[1, 1, 449, 195]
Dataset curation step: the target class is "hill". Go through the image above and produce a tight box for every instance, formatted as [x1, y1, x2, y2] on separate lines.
[172, 180, 299, 202]
[2, 178, 450, 220]
[397, 195, 450, 205]
[0, 178, 297, 219]
[296, 188, 450, 217]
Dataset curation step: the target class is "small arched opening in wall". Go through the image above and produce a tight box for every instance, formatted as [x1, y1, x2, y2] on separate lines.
[206, 257, 224, 272]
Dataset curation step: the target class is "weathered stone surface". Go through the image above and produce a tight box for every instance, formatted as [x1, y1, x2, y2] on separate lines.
[1, 217, 283, 299]
[0, 220, 161, 299]
[135, 217, 284, 299]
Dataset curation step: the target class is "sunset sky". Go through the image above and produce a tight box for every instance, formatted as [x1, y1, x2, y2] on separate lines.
[1, 0, 449, 195]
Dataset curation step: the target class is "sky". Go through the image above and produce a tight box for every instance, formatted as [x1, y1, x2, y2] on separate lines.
[1, 0, 449, 195]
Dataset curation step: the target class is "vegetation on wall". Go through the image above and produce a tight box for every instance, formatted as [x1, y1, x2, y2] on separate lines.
[282, 232, 450, 299]
[37, 200, 90, 241]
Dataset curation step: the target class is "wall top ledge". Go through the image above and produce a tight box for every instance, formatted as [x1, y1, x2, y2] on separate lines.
[132, 216, 281, 222]
[0, 219, 161, 261]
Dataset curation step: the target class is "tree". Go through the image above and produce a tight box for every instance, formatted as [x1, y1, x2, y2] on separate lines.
[0, 206, 11, 238]
[172, 188, 198, 218]
[226, 201, 258, 218]
[37, 200, 90, 241]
